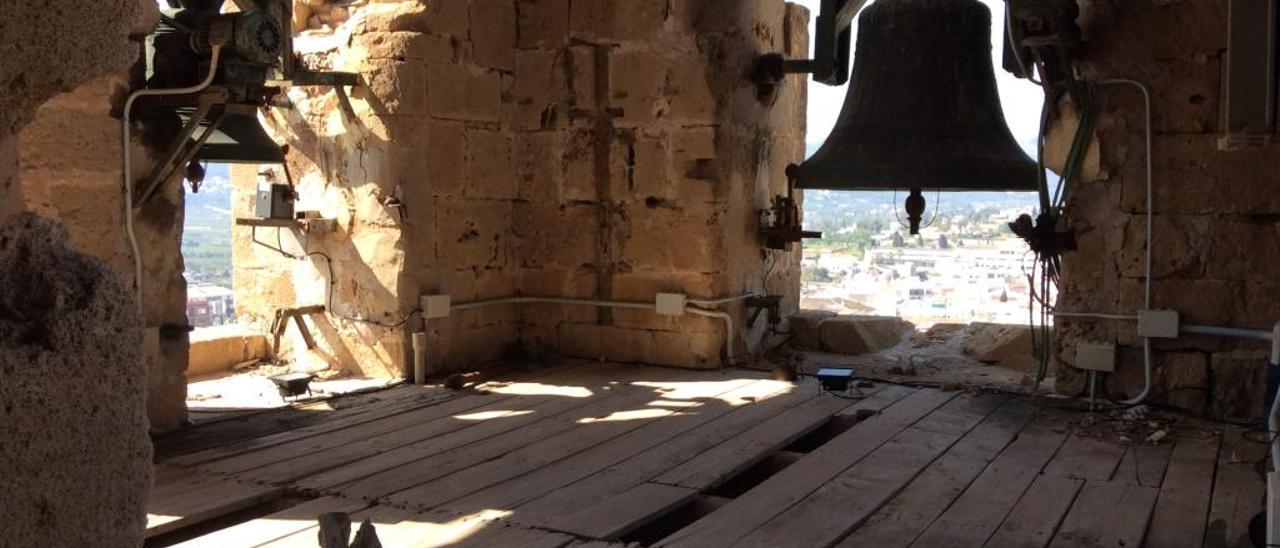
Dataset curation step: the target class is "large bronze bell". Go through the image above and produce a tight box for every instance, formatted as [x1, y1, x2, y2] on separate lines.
[794, 0, 1038, 199]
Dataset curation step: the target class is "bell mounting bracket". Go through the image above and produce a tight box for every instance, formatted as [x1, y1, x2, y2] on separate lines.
[753, 0, 867, 89]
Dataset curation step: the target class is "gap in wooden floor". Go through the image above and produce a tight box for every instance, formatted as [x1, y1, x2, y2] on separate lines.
[144, 494, 307, 547]
[621, 496, 728, 546]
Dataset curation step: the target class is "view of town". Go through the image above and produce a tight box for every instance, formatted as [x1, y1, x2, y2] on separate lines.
[182, 164, 237, 328]
[182, 167, 1043, 330]
[800, 188, 1041, 327]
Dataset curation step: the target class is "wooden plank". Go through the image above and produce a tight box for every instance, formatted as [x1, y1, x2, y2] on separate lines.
[1111, 443, 1172, 487]
[1145, 435, 1219, 548]
[293, 391, 602, 493]
[908, 416, 1071, 547]
[198, 391, 515, 476]
[292, 361, 661, 492]
[255, 505, 427, 548]
[653, 386, 909, 490]
[339, 387, 666, 502]
[1041, 434, 1127, 481]
[452, 523, 578, 548]
[836, 399, 1039, 548]
[155, 386, 430, 459]
[1047, 481, 1159, 548]
[984, 475, 1082, 548]
[146, 466, 283, 537]
[384, 374, 752, 511]
[173, 497, 369, 547]
[237, 389, 598, 484]
[168, 389, 460, 467]
[1205, 428, 1265, 548]
[439, 379, 774, 515]
[737, 393, 1012, 548]
[655, 388, 956, 548]
[547, 482, 700, 540]
[513, 383, 845, 527]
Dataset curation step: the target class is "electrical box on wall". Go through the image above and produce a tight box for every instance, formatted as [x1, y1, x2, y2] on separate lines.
[421, 294, 452, 319]
[1138, 309, 1180, 339]
[655, 293, 687, 316]
[1074, 341, 1117, 372]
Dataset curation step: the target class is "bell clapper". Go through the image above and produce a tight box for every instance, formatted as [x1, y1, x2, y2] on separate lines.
[904, 188, 927, 235]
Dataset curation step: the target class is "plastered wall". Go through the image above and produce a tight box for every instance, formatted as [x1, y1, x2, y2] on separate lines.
[236, 0, 808, 376]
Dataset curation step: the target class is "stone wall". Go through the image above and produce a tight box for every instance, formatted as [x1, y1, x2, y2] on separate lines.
[0, 1, 158, 545]
[1054, 0, 1272, 418]
[19, 76, 192, 430]
[237, 0, 807, 376]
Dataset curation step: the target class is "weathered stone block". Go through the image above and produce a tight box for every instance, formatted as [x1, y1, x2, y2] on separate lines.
[465, 129, 517, 200]
[570, 0, 668, 43]
[507, 50, 567, 130]
[425, 120, 466, 198]
[359, 59, 428, 115]
[787, 309, 836, 350]
[619, 202, 724, 272]
[609, 50, 671, 124]
[350, 31, 455, 62]
[567, 45, 599, 112]
[649, 329, 723, 369]
[1211, 349, 1268, 420]
[819, 315, 912, 355]
[512, 201, 601, 268]
[562, 128, 598, 202]
[470, 0, 516, 70]
[358, 0, 469, 36]
[434, 198, 511, 267]
[516, 131, 564, 201]
[517, 0, 569, 49]
[188, 325, 270, 377]
[427, 63, 502, 122]
[961, 323, 1037, 373]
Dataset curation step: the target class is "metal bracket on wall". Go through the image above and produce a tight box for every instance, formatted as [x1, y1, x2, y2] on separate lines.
[751, 0, 867, 92]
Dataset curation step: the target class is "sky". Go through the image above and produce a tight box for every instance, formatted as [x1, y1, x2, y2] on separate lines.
[789, 0, 1043, 157]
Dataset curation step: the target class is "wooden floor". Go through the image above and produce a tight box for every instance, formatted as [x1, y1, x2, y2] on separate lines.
[147, 361, 1265, 548]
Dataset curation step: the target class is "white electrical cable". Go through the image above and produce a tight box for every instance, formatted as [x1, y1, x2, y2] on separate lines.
[121, 46, 223, 312]
[1096, 78, 1153, 405]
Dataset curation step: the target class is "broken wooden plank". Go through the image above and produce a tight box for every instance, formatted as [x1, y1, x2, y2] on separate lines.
[146, 466, 283, 538]
[983, 474, 1082, 548]
[835, 399, 1038, 548]
[1205, 428, 1264, 548]
[517, 385, 910, 529]
[656, 388, 957, 548]
[547, 482, 700, 540]
[908, 415, 1071, 547]
[173, 497, 369, 548]
[1047, 481, 1159, 548]
[653, 385, 910, 490]
[1144, 435, 1219, 548]
[737, 393, 1012, 548]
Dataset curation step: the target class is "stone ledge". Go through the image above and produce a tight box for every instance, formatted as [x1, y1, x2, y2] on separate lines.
[188, 325, 270, 378]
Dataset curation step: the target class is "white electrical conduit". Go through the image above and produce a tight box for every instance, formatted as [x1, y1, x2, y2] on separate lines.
[448, 295, 754, 362]
[1095, 78, 1154, 405]
[120, 46, 224, 311]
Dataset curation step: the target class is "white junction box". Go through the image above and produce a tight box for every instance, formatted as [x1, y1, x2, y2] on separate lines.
[421, 294, 452, 319]
[1138, 309, 1180, 339]
[1074, 341, 1117, 372]
[655, 293, 687, 316]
